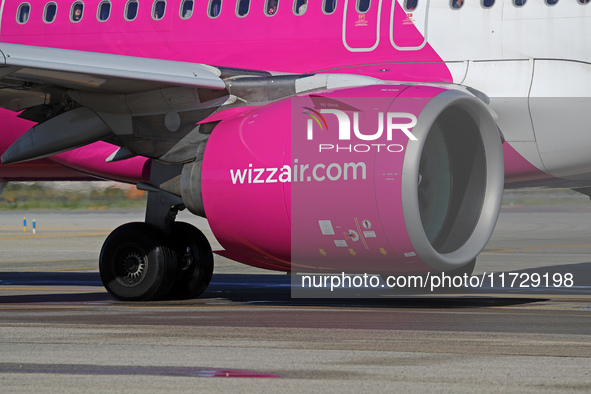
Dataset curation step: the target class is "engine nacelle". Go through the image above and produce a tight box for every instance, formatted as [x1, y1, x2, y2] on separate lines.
[184, 85, 503, 274]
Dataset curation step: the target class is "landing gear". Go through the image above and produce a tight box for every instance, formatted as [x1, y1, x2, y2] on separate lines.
[99, 223, 177, 301]
[99, 221, 213, 301]
[166, 222, 214, 300]
[99, 160, 214, 301]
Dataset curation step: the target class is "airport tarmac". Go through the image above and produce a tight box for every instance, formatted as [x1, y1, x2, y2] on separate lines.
[1, 206, 591, 392]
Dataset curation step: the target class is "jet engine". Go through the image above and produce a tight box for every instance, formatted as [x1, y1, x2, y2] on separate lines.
[181, 84, 504, 275]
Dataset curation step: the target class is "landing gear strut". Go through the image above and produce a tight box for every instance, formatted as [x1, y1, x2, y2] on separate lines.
[99, 189, 213, 301]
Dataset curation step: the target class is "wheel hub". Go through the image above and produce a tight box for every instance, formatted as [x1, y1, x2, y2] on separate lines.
[113, 244, 148, 287]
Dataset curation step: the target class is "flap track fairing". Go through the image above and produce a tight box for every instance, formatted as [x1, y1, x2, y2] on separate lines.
[1, 107, 112, 165]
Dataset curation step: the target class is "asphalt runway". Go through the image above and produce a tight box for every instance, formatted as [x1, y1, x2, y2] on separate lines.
[1, 207, 591, 392]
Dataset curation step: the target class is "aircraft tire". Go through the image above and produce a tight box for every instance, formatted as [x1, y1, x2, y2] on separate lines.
[165, 222, 214, 300]
[99, 222, 176, 301]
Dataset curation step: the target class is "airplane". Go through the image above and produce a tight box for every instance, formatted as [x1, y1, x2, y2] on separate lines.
[0, 0, 590, 300]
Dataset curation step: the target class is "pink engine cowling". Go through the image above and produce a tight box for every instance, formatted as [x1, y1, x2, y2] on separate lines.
[186, 85, 504, 275]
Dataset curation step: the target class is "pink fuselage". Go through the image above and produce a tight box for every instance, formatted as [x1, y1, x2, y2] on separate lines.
[0, 0, 551, 185]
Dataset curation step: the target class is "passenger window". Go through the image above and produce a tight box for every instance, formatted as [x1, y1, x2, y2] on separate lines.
[323, 0, 336, 14]
[71, 2, 84, 22]
[98, 1, 111, 21]
[451, 0, 463, 8]
[294, 0, 307, 15]
[513, 0, 526, 6]
[236, 0, 250, 16]
[357, 0, 370, 12]
[209, 0, 222, 17]
[181, 0, 194, 18]
[405, 0, 417, 10]
[545, 0, 558, 4]
[125, 0, 138, 20]
[482, 0, 495, 7]
[17, 3, 31, 24]
[265, 0, 279, 15]
[153, 0, 166, 19]
[578, 0, 590, 4]
[44, 2, 58, 23]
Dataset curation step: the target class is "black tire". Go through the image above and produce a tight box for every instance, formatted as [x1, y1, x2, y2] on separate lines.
[166, 222, 214, 300]
[99, 222, 176, 301]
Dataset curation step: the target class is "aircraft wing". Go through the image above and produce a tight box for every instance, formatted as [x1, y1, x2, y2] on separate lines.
[0, 43, 382, 166]
[0, 43, 233, 164]
[0, 43, 225, 97]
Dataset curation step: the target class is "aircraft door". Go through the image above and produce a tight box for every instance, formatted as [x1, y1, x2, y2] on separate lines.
[342, 0, 383, 52]
[390, 0, 428, 50]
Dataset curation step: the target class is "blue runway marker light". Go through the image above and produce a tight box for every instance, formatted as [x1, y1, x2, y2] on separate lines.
[23, 217, 26, 232]
[33, 219, 36, 234]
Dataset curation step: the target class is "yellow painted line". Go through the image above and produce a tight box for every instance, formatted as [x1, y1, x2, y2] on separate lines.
[0, 287, 99, 291]
[0, 306, 85, 310]
[491, 305, 589, 310]
[483, 244, 591, 253]
[123, 304, 335, 310]
[0, 232, 109, 240]
[120, 304, 531, 311]
[0, 226, 113, 230]
[21, 267, 96, 273]
[0, 259, 95, 263]
[22, 227, 113, 231]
